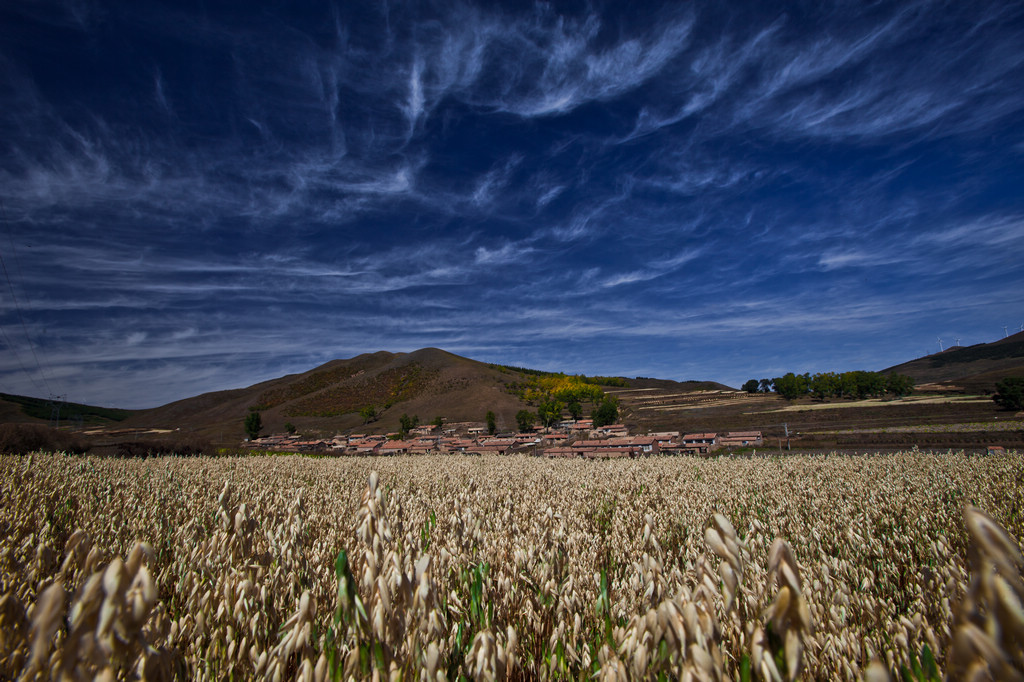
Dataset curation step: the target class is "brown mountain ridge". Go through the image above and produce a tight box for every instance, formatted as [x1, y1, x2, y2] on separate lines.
[5, 335, 1022, 447]
[122, 348, 514, 438]
[882, 331, 1024, 391]
[114, 348, 728, 441]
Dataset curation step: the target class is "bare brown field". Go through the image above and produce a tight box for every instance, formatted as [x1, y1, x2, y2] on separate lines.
[762, 396, 992, 412]
[806, 421, 1024, 437]
[618, 387, 1018, 452]
[2, 452, 1022, 680]
[610, 388, 775, 417]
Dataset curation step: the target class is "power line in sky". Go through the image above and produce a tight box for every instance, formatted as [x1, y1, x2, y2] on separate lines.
[0, 318, 48, 395]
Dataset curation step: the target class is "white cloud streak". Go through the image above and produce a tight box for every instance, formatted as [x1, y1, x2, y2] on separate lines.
[1, 1, 1022, 407]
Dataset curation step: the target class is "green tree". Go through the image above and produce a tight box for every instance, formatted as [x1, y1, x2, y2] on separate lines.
[856, 371, 886, 399]
[515, 409, 536, 432]
[359, 405, 379, 424]
[993, 377, 1024, 411]
[399, 413, 419, 437]
[838, 372, 858, 399]
[244, 411, 262, 440]
[809, 372, 840, 400]
[742, 379, 760, 394]
[886, 373, 915, 398]
[758, 378, 773, 393]
[486, 410, 496, 435]
[284, 422, 296, 435]
[566, 400, 583, 420]
[592, 396, 619, 427]
[552, 380, 604, 404]
[773, 372, 809, 400]
[537, 399, 564, 428]
[432, 415, 444, 428]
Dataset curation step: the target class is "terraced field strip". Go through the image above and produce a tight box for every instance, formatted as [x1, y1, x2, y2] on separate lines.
[614, 388, 772, 412]
[636, 400, 752, 412]
[811, 419, 1024, 434]
[764, 395, 991, 413]
[604, 388, 661, 393]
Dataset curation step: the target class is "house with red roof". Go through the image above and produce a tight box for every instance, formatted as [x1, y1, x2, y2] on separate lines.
[719, 431, 763, 448]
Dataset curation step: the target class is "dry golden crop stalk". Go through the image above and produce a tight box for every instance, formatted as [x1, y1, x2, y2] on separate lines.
[691, 553, 725, 673]
[3, 450, 1024, 680]
[0, 591, 30, 671]
[751, 538, 813, 682]
[8, 535, 167, 682]
[314, 470, 461, 680]
[947, 505, 1024, 681]
[600, 513, 737, 681]
[865, 658, 892, 682]
[705, 512, 748, 616]
[23, 581, 64, 678]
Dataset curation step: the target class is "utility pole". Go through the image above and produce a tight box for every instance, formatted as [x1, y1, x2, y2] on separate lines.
[778, 423, 790, 452]
[49, 394, 66, 428]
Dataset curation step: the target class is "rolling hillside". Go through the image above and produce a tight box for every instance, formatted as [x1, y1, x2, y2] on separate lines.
[1, 349, 734, 443]
[6, 336, 1018, 450]
[882, 331, 1024, 390]
[0, 393, 137, 427]
[116, 349, 738, 442]
[120, 348, 634, 441]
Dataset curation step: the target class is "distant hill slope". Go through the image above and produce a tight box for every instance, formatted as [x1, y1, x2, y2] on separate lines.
[882, 331, 1024, 390]
[0, 349, 734, 443]
[0, 393, 137, 426]
[120, 348, 737, 442]
[121, 348, 563, 440]
[627, 377, 732, 392]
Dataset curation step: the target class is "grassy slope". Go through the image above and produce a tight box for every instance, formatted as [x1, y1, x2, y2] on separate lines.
[120, 349, 542, 441]
[0, 393, 137, 425]
[118, 348, 733, 444]
[883, 331, 1024, 388]
[5, 342, 1018, 450]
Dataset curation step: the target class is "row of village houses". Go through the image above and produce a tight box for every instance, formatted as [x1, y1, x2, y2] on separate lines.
[246, 422, 765, 458]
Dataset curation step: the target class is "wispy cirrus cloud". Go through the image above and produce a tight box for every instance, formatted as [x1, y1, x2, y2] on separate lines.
[812, 213, 1024, 276]
[598, 249, 704, 288]
[370, 4, 697, 119]
[621, 1, 1024, 144]
[1, 0, 1023, 407]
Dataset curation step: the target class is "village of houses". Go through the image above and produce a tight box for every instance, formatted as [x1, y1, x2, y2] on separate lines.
[246, 419, 765, 458]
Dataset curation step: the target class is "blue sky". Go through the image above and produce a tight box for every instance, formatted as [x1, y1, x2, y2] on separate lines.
[2, 1, 1023, 409]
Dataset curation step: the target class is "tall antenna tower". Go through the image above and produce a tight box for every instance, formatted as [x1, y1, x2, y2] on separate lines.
[48, 394, 67, 428]
[937, 337, 943, 352]
[955, 337, 960, 347]
[1004, 326, 1009, 338]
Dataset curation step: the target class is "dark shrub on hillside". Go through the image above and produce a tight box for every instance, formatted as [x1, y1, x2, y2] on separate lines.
[114, 435, 211, 458]
[993, 377, 1024, 411]
[0, 423, 90, 454]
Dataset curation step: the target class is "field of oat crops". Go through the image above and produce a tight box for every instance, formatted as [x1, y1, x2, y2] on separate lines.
[2, 451, 1023, 681]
